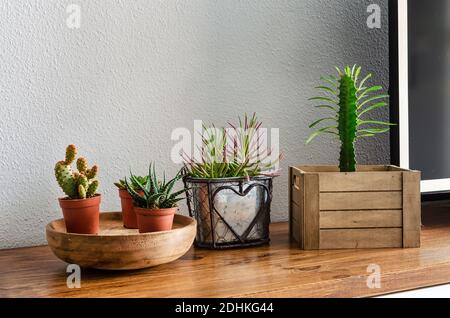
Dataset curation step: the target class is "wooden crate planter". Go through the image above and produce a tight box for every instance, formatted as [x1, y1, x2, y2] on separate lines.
[289, 165, 421, 250]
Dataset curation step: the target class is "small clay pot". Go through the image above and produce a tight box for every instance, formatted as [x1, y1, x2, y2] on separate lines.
[59, 194, 101, 234]
[119, 189, 138, 229]
[134, 207, 176, 233]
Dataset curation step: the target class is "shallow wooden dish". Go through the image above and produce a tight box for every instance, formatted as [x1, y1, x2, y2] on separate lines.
[46, 212, 196, 270]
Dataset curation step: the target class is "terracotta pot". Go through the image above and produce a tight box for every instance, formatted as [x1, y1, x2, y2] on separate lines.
[134, 207, 176, 233]
[119, 189, 138, 229]
[58, 194, 101, 234]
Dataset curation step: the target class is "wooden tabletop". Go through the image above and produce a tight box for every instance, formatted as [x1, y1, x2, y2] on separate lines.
[2, 204, 450, 298]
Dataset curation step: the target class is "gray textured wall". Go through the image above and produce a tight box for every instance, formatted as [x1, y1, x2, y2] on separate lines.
[0, 0, 389, 249]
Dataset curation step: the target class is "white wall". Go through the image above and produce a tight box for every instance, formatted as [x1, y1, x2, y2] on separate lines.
[0, 0, 389, 249]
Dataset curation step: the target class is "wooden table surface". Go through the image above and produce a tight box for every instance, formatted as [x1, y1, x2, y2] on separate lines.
[2, 204, 450, 298]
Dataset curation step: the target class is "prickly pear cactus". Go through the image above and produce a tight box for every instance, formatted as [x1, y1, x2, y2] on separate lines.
[55, 145, 100, 199]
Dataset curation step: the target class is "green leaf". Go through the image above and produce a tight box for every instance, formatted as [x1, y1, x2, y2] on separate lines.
[357, 86, 368, 93]
[315, 86, 336, 95]
[358, 128, 391, 134]
[124, 178, 146, 206]
[320, 76, 338, 87]
[344, 65, 351, 76]
[309, 117, 336, 129]
[335, 66, 342, 76]
[354, 66, 361, 82]
[114, 181, 126, 190]
[130, 172, 149, 198]
[161, 197, 185, 208]
[145, 167, 152, 194]
[357, 86, 383, 100]
[357, 133, 375, 137]
[358, 95, 389, 109]
[358, 73, 372, 90]
[130, 174, 145, 190]
[168, 188, 188, 200]
[309, 96, 338, 104]
[306, 126, 338, 145]
[358, 102, 387, 117]
[151, 163, 159, 193]
[315, 105, 338, 112]
[357, 120, 396, 127]
[148, 192, 164, 201]
[162, 174, 181, 195]
[162, 171, 166, 188]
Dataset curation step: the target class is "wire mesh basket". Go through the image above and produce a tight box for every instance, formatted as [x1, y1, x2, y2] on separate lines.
[183, 176, 273, 249]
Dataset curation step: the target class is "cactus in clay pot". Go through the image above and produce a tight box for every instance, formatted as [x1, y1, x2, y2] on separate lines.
[55, 144, 99, 199]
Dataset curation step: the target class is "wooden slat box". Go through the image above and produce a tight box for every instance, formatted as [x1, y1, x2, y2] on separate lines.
[289, 165, 421, 250]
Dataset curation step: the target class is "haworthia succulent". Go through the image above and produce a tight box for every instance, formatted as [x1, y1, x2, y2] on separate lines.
[125, 163, 187, 209]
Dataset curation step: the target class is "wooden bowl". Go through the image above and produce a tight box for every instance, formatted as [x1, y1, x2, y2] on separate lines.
[46, 212, 196, 270]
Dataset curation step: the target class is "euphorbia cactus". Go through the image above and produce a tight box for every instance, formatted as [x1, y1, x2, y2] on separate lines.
[307, 65, 394, 172]
[55, 144, 99, 199]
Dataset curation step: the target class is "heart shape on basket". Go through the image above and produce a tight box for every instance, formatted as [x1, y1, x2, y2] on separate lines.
[210, 181, 271, 243]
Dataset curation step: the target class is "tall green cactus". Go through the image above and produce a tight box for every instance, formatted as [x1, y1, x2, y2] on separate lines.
[337, 73, 358, 172]
[307, 65, 394, 172]
[55, 145, 99, 199]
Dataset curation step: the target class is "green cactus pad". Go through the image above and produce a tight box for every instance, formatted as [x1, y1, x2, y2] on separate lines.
[55, 161, 78, 198]
[78, 184, 87, 199]
[78, 174, 89, 189]
[86, 180, 99, 198]
[86, 165, 98, 180]
[65, 145, 77, 165]
[76, 157, 88, 173]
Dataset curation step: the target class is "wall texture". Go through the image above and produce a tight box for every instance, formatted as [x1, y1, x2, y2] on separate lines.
[0, 0, 389, 249]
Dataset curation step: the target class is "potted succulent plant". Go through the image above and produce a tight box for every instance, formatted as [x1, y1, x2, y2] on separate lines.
[183, 113, 282, 249]
[55, 144, 100, 234]
[289, 65, 421, 250]
[125, 164, 188, 233]
[114, 176, 148, 229]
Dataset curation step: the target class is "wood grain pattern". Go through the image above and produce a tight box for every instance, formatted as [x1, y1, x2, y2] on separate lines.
[295, 165, 410, 173]
[319, 228, 403, 249]
[291, 171, 303, 206]
[290, 217, 300, 245]
[402, 171, 421, 248]
[304, 174, 319, 250]
[320, 191, 403, 211]
[318, 172, 402, 192]
[386, 165, 410, 172]
[46, 212, 196, 270]
[320, 210, 402, 229]
[290, 167, 304, 248]
[289, 165, 421, 250]
[0, 205, 448, 298]
[290, 202, 303, 247]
